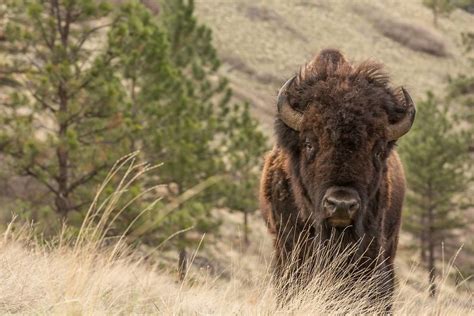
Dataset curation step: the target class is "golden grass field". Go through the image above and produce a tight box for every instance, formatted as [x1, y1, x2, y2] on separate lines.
[0, 156, 471, 315]
[1, 210, 472, 314]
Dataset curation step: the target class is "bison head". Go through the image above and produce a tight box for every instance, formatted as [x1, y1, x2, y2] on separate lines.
[275, 49, 415, 229]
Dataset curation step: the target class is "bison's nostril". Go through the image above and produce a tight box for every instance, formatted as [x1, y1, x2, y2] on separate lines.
[348, 201, 359, 211]
[347, 201, 360, 217]
[324, 198, 337, 209]
[322, 188, 361, 219]
[323, 198, 338, 216]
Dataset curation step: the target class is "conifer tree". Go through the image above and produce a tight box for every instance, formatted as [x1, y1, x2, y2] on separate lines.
[221, 103, 267, 247]
[0, 0, 129, 219]
[399, 92, 471, 297]
[0, 0, 267, 248]
[134, 0, 266, 247]
[445, 29, 474, 276]
[107, 1, 178, 153]
[109, 0, 267, 247]
[448, 31, 473, 133]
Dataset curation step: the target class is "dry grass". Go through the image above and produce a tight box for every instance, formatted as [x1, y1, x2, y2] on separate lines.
[222, 54, 281, 85]
[0, 222, 471, 314]
[0, 154, 471, 315]
[239, 4, 307, 42]
[353, 5, 448, 57]
[374, 20, 447, 57]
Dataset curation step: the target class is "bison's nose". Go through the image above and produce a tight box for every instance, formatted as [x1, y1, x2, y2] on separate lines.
[322, 187, 360, 225]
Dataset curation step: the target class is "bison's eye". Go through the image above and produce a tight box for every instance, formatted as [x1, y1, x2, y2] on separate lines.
[303, 138, 316, 160]
[373, 141, 385, 160]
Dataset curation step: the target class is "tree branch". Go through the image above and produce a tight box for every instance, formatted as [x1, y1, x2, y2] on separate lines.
[25, 167, 58, 195]
[72, 21, 116, 56]
[66, 163, 108, 194]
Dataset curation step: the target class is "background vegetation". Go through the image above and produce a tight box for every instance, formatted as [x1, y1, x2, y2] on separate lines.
[0, 0, 266, 248]
[0, 0, 472, 313]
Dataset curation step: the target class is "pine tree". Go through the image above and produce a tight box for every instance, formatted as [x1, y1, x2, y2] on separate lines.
[399, 91, 471, 297]
[446, 30, 474, 277]
[109, 0, 267, 249]
[107, 1, 179, 153]
[0, 0, 267, 249]
[102, 0, 226, 245]
[221, 102, 267, 247]
[0, 0, 129, 220]
[448, 31, 473, 136]
[140, 0, 262, 244]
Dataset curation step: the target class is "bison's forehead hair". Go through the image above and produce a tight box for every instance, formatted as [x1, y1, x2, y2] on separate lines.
[286, 49, 405, 134]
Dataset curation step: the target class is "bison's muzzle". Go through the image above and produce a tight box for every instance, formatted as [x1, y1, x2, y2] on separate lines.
[322, 186, 360, 227]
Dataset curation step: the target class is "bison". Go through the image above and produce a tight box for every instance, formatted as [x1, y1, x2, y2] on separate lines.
[259, 49, 415, 310]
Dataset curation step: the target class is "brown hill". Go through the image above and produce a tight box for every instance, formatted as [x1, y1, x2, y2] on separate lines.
[195, 0, 474, 135]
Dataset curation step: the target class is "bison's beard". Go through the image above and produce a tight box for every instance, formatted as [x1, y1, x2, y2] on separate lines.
[297, 204, 366, 248]
[290, 175, 371, 255]
[318, 215, 364, 244]
[300, 191, 366, 241]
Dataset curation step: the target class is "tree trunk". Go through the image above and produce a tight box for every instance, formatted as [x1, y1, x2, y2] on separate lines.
[427, 206, 436, 297]
[129, 76, 137, 152]
[420, 233, 426, 263]
[55, 132, 70, 218]
[178, 247, 187, 281]
[420, 213, 427, 263]
[56, 84, 70, 217]
[177, 230, 187, 281]
[243, 211, 249, 247]
[53, 1, 72, 218]
[428, 241, 436, 297]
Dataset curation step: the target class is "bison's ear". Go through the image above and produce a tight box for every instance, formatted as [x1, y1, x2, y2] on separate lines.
[386, 87, 416, 141]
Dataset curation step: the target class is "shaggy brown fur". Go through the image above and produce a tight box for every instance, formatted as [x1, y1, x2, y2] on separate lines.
[260, 49, 413, 311]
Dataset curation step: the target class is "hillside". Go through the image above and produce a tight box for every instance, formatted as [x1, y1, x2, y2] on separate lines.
[195, 0, 474, 134]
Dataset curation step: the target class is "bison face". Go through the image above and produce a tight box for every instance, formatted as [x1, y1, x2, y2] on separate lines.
[296, 105, 388, 228]
[275, 73, 415, 229]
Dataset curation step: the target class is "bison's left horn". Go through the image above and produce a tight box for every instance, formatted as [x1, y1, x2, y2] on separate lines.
[386, 87, 416, 141]
[277, 76, 304, 131]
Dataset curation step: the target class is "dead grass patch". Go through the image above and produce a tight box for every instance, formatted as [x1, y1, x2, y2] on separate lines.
[375, 19, 448, 57]
[0, 221, 471, 314]
[0, 153, 471, 314]
[222, 54, 281, 85]
[240, 4, 307, 42]
[354, 5, 448, 57]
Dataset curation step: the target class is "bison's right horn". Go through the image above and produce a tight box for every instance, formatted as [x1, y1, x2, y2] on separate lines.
[386, 87, 416, 141]
[277, 76, 304, 131]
